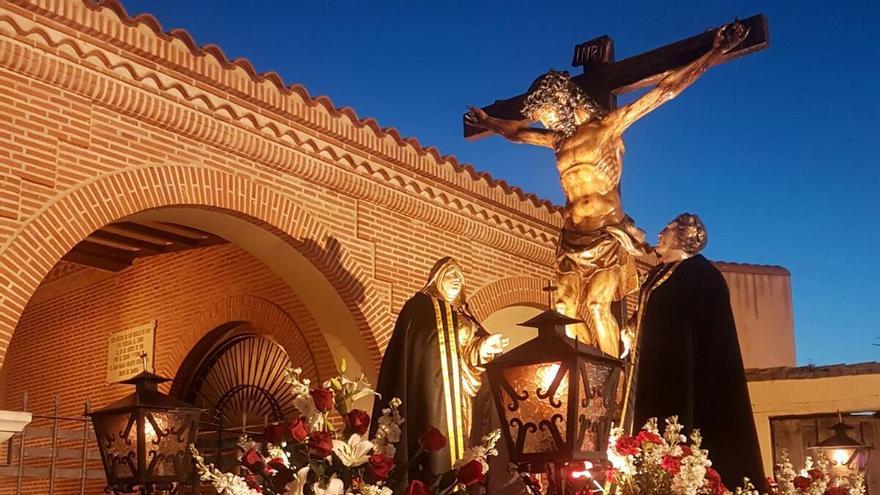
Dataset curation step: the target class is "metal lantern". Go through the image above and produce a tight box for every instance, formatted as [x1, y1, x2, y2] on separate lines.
[89, 371, 202, 494]
[808, 418, 871, 477]
[485, 309, 623, 472]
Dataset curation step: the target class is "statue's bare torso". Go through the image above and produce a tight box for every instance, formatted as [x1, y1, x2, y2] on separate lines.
[555, 121, 626, 231]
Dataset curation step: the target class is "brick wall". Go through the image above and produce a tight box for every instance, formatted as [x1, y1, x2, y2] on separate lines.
[0, 0, 559, 377]
[3, 243, 327, 415]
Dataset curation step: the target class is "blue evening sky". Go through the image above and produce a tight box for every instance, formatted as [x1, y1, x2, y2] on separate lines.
[119, 0, 879, 366]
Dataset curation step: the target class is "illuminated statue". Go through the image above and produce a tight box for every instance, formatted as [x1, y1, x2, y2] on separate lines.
[466, 23, 749, 357]
[372, 257, 507, 479]
[624, 213, 766, 490]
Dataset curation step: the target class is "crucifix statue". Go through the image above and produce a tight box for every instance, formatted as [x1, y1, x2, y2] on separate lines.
[464, 17, 768, 358]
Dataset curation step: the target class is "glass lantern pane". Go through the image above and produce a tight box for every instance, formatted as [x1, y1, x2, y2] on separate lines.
[144, 410, 198, 479]
[498, 362, 569, 454]
[93, 412, 138, 480]
[576, 361, 614, 452]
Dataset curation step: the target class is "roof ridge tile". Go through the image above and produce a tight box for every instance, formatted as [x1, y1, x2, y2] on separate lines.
[82, 0, 559, 215]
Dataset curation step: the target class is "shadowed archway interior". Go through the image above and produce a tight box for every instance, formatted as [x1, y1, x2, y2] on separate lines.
[175, 324, 298, 468]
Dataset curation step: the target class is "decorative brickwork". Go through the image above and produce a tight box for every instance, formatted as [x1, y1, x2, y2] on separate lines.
[468, 276, 547, 321]
[0, 0, 558, 382]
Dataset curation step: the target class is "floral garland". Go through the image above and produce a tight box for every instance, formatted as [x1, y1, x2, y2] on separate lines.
[768, 450, 864, 495]
[607, 416, 746, 495]
[607, 417, 866, 495]
[191, 362, 499, 495]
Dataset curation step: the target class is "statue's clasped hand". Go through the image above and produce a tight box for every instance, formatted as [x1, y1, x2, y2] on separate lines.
[480, 333, 509, 361]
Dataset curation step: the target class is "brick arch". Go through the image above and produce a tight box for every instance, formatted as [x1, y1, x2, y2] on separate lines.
[0, 163, 388, 371]
[468, 276, 548, 321]
[166, 295, 335, 388]
[166, 295, 335, 399]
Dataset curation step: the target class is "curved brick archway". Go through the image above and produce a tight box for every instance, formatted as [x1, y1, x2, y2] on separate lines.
[469, 276, 547, 321]
[166, 295, 335, 395]
[0, 163, 387, 372]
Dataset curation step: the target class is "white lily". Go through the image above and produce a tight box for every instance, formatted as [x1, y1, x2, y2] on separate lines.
[313, 475, 345, 495]
[284, 467, 310, 495]
[331, 433, 374, 467]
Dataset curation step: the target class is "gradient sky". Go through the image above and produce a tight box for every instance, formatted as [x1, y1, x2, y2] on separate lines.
[120, 0, 880, 366]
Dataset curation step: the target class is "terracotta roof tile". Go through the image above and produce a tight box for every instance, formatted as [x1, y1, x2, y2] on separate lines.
[746, 362, 880, 382]
[715, 261, 790, 276]
[85, 0, 560, 214]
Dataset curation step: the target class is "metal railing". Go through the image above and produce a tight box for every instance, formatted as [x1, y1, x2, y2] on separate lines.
[0, 392, 104, 494]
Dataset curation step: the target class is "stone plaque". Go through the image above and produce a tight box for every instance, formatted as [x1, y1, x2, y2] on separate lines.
[106, 321, 156, 384]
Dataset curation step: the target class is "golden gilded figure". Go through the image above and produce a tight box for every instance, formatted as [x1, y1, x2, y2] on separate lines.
[466, 22, 748, 357]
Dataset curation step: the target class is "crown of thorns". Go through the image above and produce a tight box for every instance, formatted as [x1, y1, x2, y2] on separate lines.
[521, 70, 603, 136]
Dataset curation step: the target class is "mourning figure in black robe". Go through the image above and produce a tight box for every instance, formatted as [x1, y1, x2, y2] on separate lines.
[372, 257, 507, 484]
[627, 213, 766, 491]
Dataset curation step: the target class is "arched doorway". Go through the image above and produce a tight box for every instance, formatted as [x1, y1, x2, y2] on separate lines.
[176, 325, 299, 470]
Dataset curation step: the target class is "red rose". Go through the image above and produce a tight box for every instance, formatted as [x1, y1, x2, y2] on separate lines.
[367, 453, 396, 481]
[308, 431, 333, 458]
[636, 430, 663, 445]
[705, 468, 727, 495]
[263, 423, 286, 444]
[347, 409, 371, 435]
[244, 472, 263, 492]
[310, 388, 335, 412]
[242, 447, 265, 470]
[457, 459, 486, 486]
[407, 479, 429, 495]
[661, 454, 682, 475]
[793, 476, 812, 493]
[808, 468, 825, 481]
[287, 417, 309, 442]
[420, 427, 448, 452]
[680, 445, 693, 456]
[614, 436, 639, 456]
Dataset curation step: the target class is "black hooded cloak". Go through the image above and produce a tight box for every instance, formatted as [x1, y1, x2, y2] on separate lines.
[633, 254, 766, 491]
[371, 258, 489, 487]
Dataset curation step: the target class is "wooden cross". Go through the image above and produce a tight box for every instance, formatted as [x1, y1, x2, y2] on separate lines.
[463, 14, 769, 139]
[542, 279, 557, 310]
[139, 351, 149, 373]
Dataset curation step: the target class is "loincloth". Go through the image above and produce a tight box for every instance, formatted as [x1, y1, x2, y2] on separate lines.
[556, 217, 648, 298]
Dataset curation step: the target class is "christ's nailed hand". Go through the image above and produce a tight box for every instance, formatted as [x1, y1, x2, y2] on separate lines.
[714, 20, 749, 54]
[465, 106, 490, 129]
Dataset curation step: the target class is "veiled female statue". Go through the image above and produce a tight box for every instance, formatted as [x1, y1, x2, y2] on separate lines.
[372, 257, 506, 478]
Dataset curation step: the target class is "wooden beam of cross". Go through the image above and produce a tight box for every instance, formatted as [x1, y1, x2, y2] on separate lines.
[463, 14, 769, 139]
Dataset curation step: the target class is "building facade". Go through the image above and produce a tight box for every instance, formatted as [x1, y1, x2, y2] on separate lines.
[0, 0, 816, 493]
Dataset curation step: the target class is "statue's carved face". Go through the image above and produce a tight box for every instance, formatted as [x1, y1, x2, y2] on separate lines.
[439, 265, 464, 302]
[535, 104, 562, 130]
[656, 221, 682, 257]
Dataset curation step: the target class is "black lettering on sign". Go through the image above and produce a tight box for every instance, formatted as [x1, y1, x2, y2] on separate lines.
[572, 35, 614, 69]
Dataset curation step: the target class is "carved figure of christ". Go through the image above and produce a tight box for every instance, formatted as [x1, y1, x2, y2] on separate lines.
[465, 19, 766, 357]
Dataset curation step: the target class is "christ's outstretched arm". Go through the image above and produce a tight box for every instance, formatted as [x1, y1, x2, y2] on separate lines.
[465, 106, 559, 149]
[609, 21, 749, 132]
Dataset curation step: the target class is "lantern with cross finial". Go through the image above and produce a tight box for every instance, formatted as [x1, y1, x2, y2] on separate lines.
[89, 352, 202, 494]
[485, 302, 623, 480]
[808, 413, 872, 478]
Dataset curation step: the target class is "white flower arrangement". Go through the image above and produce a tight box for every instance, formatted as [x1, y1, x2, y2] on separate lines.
[191, 362, 498, 495]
